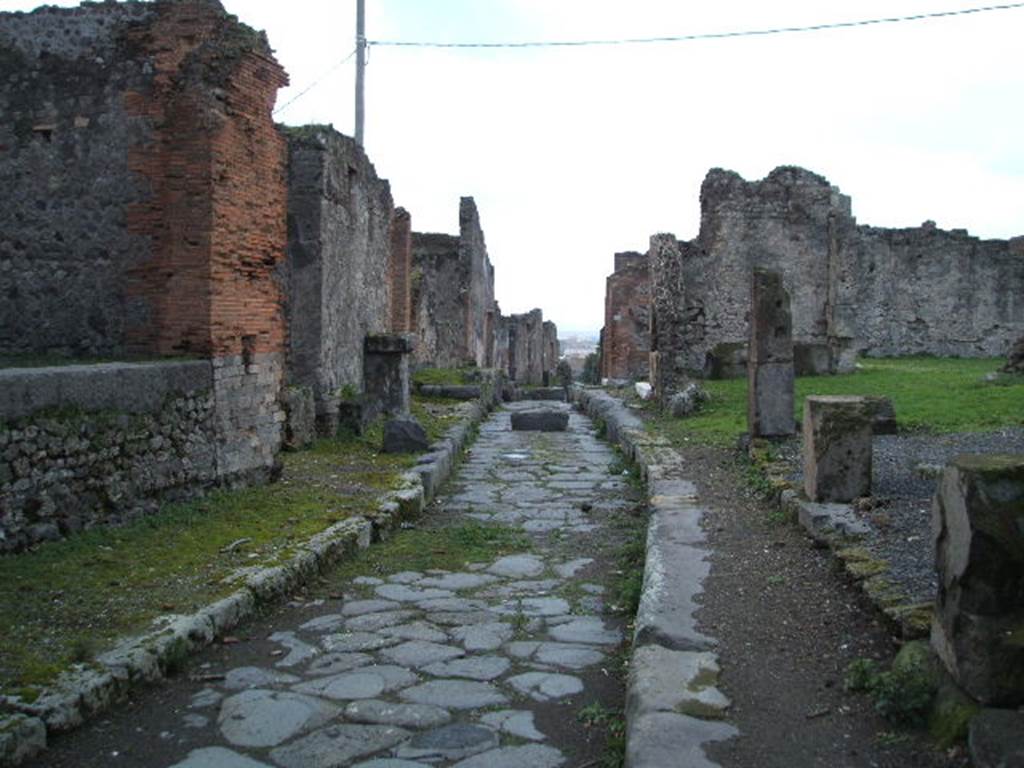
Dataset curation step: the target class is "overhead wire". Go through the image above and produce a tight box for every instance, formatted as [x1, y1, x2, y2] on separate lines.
[367, 2, 1024, 49]
[274, 47, 358, 116]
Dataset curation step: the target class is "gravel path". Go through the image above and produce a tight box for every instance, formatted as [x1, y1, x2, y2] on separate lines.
[34, 403, 641, 768]
[784, 427, 1024, 604]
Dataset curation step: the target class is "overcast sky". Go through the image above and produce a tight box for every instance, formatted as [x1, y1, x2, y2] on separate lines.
[3, 1, 1022, 333]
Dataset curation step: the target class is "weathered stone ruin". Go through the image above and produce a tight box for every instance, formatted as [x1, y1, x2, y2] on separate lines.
[0, 0, 290, 551]
[601, 252, 650, 382]
[1003, 335, 1024, 374]
[506, 309, 545, 386]
[411, 198, 497, 370]
[802, 396, 872, 503]
[649, 234, 689, 404]
[747, 268, 795, 438]
[932, 455, 1024, 706]
[284, 125, 412, 434]
[542, 321, 560, 385]
[602, 166, 1024, 385]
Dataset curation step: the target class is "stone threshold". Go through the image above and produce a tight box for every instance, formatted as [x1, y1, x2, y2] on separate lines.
[572, 387, 735, 768]
[748, 439, 933, 640]
[0, 399, 492, 767]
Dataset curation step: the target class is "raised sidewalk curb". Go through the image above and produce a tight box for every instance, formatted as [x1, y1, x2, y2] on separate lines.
[573, 387, 736, 768]
[0, 398, 491, 767]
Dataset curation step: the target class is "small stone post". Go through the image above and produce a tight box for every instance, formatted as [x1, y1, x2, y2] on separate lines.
[747, 268, 795, 437]
[802, 395, 872, 502]
[932, 454, 1024, 705]
[363, 334, 414, 423]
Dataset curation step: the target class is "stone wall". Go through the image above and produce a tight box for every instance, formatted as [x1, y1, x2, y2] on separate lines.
[285, 126, 393, 422]
[411, 197, 497, 369]
[389, 207, 413, 333]
[507, 309, 545, 386]
[614, 166, 1023, 381]
[602, 252, 651, 381]
[0, 1, 290, 546]
[0, 358, 282, 553]
[542, 320, 560, 385]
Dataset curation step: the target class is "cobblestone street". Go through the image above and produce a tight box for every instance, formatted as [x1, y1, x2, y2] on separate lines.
[36, 402, 643, 768]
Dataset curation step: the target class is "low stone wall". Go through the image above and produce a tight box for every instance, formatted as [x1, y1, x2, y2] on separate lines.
[0, 357, 282, 553]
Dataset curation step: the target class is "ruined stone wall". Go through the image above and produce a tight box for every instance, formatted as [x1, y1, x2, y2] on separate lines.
[412, 233, 465, 368]
[285, 127, 393, 418]
[0, 0, 289, 361]
[601, 252, 651, 381]
[389, 207, 412, 333]
[508, 309, 545, 385]
[459, 198, 497, 368]
[542, 320, 560, 383]
[0, 358, 280, 552]
[493, 307, 510, 375]
[642, 166, 1023, 378]
[411, 198, 497, 369]
[0, 1, 289, 541]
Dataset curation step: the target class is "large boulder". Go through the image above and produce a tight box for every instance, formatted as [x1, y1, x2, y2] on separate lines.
[383, 418, 429, 453]
[668, 382, 709, 418]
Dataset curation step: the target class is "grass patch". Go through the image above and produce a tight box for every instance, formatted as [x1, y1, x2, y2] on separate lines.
[577, 700, 627, 767]
[318, 521, 531, 586]
[0, 429, 416, 695]
[411, 366, 479, 387]
[650, 357, 1022, 447]
[410, 395, 466, 444]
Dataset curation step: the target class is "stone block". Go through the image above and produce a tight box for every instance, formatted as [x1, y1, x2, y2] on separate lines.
[280, 386, 315, 451]
[863, 395, 897, 435]
[802, 396, 871, 502]
[969, 708, 1024, 768]
[748, 268, 793, 364]
[931, 454, 1024, 705]
[668, 382, 708, 418]
[510, 410, 569, 432]
[382, 418, 429, 454]
[748, 362, 795, 437]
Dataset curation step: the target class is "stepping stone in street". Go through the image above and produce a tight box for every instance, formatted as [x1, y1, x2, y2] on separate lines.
[322, 632, 401, 653]
[167, 746, 273, 768]
[343, 599, 403, 616]
[376, 584, 456, 602]
[268, 724, 410, 768]
[306, 652, 375, 676]
[217, 690, 338, 748]
[510, 410, 569, 432]
[344, 699, 452, 729]
[506, 672, 584, 702]
[380, 640, 465, 667]
[451, 622, 514, 652]
[487, 554, 546, 579]
[395, 723, 499, 762]
[548, 617, 622, 645]
[268, 632, 320, 668]
[223, 666, 300, 690]
[422, 655, 511, 681]
[346, 610, 419, 632]
[400, 679, 508, 710]
[480, 710, 546, 742]
[450, 744, 566, 768]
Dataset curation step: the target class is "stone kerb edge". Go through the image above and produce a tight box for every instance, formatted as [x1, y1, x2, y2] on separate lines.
[571, 388, 735, 767]
[0, 394, 493, 766]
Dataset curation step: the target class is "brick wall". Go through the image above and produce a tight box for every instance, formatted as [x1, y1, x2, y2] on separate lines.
[389, 207, 413, 333]
[601, 252, 651, 381]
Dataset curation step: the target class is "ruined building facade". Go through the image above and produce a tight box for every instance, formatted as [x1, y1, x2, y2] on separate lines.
[411, 198, 497, 370]
[601, 252, 651, 381]
[602, 166, 1024, 381]
[0, 0, 291, 550]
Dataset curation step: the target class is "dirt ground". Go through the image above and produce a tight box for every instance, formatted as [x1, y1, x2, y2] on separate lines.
[679, 441, 968, 768]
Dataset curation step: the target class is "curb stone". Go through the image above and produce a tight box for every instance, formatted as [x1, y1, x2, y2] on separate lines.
[572, 387, 736, 768]
[0, 398, 492, 767]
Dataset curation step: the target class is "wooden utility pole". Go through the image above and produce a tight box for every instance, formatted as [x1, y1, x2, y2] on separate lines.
[355, 0, 366, 145]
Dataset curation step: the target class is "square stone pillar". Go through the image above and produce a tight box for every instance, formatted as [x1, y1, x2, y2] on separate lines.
[748, 268, 795, 437]
[802, 395, 871, 502]
[363, 334, 414, 423]
[932, 454, 1024, 706]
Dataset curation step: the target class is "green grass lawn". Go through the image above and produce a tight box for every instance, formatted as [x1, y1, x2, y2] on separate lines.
[0, 396, 466, 698]
[651, 357, 1023, 447]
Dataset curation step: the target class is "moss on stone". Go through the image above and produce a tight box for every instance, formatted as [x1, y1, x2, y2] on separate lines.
[928, 681, 979, 748]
